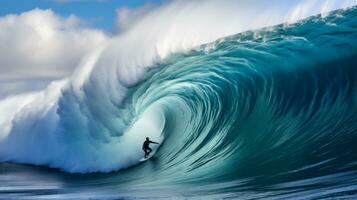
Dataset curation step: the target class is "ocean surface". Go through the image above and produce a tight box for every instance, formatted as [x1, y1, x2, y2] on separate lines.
[1, 6, 357, 200]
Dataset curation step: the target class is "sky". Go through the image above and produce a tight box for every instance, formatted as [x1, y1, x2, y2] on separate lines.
[0, 0, 164, 31]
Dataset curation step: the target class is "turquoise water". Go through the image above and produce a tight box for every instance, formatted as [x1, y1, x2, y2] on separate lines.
[1, 7, 357, 199]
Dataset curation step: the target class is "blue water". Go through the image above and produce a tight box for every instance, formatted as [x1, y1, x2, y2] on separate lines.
[1, 7, 357, 200]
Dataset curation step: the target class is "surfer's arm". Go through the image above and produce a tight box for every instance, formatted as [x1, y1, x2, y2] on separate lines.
[150, 141, 159, 144]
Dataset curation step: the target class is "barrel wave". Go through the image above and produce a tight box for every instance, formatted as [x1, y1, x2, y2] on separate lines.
[1, 5, 357, 199]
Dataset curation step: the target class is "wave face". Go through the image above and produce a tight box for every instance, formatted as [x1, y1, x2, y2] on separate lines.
[1, 5, 357, 199]
[127, 7, 357, 187]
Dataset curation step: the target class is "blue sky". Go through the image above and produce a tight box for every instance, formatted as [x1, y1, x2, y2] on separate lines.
[0, 0, 163, 31]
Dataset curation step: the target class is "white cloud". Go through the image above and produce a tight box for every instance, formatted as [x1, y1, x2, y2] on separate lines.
[115, 3, 159, 33]
[0, 9, 109, 98]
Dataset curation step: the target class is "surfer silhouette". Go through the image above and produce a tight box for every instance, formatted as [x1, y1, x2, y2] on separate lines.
[142, 137, 159, 158]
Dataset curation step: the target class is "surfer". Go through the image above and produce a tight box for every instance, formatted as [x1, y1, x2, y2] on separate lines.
[142, 137, 159, 158]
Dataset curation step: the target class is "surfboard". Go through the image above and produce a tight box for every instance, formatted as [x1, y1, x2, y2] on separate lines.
[139, 153, 154, 162]
[139, 149, 157, 162]
[139, 157, 150, 162]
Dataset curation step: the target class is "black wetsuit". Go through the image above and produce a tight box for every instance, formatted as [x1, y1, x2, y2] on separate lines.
[142, 140, 158, 158]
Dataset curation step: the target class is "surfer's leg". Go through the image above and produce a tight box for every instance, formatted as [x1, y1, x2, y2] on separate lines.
[148, 147, 152, 154]
[144, 149, 149, 158]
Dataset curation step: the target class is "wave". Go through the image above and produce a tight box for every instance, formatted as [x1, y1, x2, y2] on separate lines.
[0, 2, 356, 191]
[131, 8, 357, 184]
